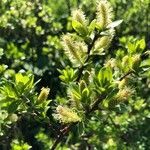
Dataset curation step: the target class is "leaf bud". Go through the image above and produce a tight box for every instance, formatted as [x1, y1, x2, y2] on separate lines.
[37, 87, 50, 103]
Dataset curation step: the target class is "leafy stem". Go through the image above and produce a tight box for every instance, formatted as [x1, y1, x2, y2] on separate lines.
[51, 33, 99, 149]
[50, 67, 137, 149]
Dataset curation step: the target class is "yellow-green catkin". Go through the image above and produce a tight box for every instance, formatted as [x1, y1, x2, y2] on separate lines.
[61, 34, 86, 65]
[108, 87, 133, 108]
[122, 55, 129, 66]
[116, 87, 133, 101]
[118, 78, 128, 89]
[62, 34, 75, 53]
[38, 87, 50, 103]
[55, 105, 81, 123]
[96, 0, 113, 29]
[72, 9, 87, 26]
[94, 29, 114, 52]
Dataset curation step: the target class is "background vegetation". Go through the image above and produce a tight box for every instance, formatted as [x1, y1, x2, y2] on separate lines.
[0, 0, 149, 149]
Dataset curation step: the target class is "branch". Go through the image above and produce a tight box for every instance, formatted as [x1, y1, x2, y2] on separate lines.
[50, 124, 73, 150]
[76, 34, 99, 82]
[51, 34, 100, 149]
[85, 93, 107, 115]
[76, 65, 85, 82]
[119, 70, 134, 81]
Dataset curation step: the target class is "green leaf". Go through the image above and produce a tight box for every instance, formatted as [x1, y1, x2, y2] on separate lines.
[134, 99, 146, 110]
[15, 73, 30, 85]
[72, 90, 81, 100]
[136, 39, 146, 52]
[79, 80, 87, 93]
[107, 20, 123, 28]
[77, 122, 84, 135]
[15, 73, 34, 92]
[127, 43, 136, 54]
[72, 20, 88, 36]
[88, 19, 96, 34]
[94, 67, 113, 93]
[82, 87, 89, 97]
[139, 39, 146, 49]
[98, 67, 113, 86]
[24, 75, 34, 89]
[140, 59, 150, 68]
[59, 67, 77, 83]
[8, 101, 21, 113]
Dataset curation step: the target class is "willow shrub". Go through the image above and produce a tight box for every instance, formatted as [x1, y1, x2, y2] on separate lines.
[0, 0, 150, 150]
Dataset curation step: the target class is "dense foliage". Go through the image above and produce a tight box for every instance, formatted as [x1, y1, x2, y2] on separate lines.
[0, 0, 149, 149]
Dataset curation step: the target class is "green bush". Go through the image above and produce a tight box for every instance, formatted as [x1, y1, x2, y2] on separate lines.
[0, 0, 149, 149]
